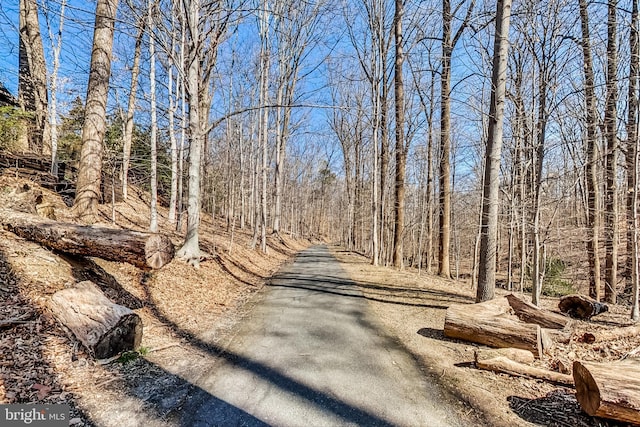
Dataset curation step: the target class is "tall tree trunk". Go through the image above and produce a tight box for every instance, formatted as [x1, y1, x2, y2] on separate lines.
[532, 75, 548, 306]
[439, 0, 453, 278]
[258, 0, 270, 253]
[629, 0, 640, 319]
[392, 0, 405, 268]
[176, 0, 203, 266]
[19, 0, 50, 155]
[477, 0, 512, 302]
[45, 0, 66, 175]
[121, 19, 144, 201]
[604, 0, 619, 304]
[73, 0, 119, 221]
[579, 0, 602, 301]
[628, 0, 640, 297]
[148, 0, 158, 232]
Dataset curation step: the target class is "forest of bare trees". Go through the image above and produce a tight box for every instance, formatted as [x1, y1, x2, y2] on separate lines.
[3, 0, 640, 313]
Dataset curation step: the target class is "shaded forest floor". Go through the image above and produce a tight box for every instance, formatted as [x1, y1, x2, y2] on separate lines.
[0, 170, 638, 426]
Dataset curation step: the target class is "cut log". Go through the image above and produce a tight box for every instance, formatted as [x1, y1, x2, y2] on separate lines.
[49, 281, 142, 359]
[474, 347, 535, 365]
[558, 294, 608, 320]
[506, 294, 571, 329]
[573, 359, 640, 424]
[579, 324, 640, 344]
[444, 298, 548, 358]
[0, 209, 174, 269]
[476, 356, 574, 386]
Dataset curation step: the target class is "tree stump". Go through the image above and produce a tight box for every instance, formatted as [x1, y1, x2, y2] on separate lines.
[573, 359, 640, 424]
[49, 281, 142, 359]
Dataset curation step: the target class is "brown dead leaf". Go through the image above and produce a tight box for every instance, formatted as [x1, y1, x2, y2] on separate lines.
[31, 383, 51, 400]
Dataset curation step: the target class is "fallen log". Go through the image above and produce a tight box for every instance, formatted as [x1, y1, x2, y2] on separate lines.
[573, 359, 640, 424]
[579, 324, 640, 344]
[444, 298, 549, 358]
[558, 294, 608, 320]
[0, 209, 174, 269]
[49, 281, 142, 359]
[474, 347, 535, 365]
[476, 356, 574, 386]
[506, 294, 571, 329]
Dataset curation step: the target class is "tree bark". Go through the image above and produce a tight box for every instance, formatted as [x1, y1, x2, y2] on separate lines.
[477, 356, 573, 386]
[0, 209, 174, 269]
[49, 281, 142, 359]
[148, 0, 158, 232]
[629, 0, 640, 320]
[474, 347, 535, 365]
[392, 0, 405, 269]
[121, 19, 144, 201]
[477, 0, 512, 302]
[604, 0, 619, 304]
[579, 0, 602, 302]
[505, 294, 571, 330]
[444, 298, 549, 358]
[73, 0, 119, 221]
[573, 359, 640, 424]
[439, 0, 453, 278]
[19, 0, 50, 155]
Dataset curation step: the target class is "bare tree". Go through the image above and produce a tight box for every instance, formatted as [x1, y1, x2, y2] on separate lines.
[148, 0, 158, 232]
[42, 0, 67, 175]
[392, 0, 405, 268]
[73, 0, 119, 221]
[477, 0, 512, 302]
[630, 0, 640, 320]
[578, 0, 602, 301]
[603, 0, 618, 303]
[19, 0, 50, 154]
[121, 16, 145, 201]
[439, 0, 475, 278]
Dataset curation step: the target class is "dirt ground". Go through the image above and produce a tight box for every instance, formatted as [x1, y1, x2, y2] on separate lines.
[0, 172, 638, 426]
[332, 248, 637, 427]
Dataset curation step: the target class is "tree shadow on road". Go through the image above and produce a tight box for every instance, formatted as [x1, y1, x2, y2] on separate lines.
[126, 274, 398, 427]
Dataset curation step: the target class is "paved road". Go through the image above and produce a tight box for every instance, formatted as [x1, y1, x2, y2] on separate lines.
[181, 245, 466, 427]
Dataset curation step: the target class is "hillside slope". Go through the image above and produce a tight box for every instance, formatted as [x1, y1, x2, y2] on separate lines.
[0, 174, 309, 425]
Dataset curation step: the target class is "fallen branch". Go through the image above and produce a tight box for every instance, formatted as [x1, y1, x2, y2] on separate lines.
[0, 313, 35, 329]
[474, 348, 535, 365]
[476, 356, 574, 386]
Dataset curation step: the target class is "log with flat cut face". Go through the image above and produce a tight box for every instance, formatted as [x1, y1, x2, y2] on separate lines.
[49, 280, 142, 359]
[0, 208, 174, 269]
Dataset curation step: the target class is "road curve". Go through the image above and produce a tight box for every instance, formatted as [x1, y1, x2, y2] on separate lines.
[181, 245, 467, 427]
